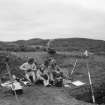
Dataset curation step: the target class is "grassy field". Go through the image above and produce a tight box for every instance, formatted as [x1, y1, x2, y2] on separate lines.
[0, 51, 105, 105]
[13, 51, 105, 103]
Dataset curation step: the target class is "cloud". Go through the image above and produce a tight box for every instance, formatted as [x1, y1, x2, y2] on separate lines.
[0, 0, 105, 41]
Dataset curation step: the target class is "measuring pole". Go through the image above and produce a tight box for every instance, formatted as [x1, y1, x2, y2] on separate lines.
[86, 60, 95, 104]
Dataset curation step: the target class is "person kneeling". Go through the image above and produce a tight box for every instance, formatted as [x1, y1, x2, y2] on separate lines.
[53, 69, 63, 87]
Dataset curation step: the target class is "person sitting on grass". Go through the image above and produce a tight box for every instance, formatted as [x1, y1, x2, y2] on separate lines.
[19, 58, 37, 83]
[36, 64, 50, 87]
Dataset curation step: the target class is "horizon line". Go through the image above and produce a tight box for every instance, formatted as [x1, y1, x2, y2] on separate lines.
[0, 37, 105, 42]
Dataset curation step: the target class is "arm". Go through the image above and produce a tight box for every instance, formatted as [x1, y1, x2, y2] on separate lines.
[36, 70, 41, 78]
[19, 63, 27, 71]
[32, 63, 37, 71]
[56, 65, 61, 71]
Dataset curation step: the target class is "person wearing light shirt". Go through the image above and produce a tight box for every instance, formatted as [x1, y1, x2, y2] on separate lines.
[20, 58, 37, 83]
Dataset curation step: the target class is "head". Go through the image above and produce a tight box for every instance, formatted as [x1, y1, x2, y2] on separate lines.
[28, 58, 34, 64]
[50, 59, 56, 67]
[40, 64, 45, 71]
[56, 68, 60, 72]
[12, 75, 16, 80]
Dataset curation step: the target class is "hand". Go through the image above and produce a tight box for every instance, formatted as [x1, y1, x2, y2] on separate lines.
[27, 69, 32, 72]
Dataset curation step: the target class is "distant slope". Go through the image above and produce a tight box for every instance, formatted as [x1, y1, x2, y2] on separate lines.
[0, 38, 105, 52]
[14, 38, 48, 46]
[53, 38, 105, 52]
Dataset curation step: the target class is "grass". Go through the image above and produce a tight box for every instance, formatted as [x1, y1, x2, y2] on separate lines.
[0, 51, 105, 104]
[14, 51, 105, 104]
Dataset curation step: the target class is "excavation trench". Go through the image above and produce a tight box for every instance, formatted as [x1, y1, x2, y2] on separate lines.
[67, 83, 105, 104]
[62, 61, 105, 105]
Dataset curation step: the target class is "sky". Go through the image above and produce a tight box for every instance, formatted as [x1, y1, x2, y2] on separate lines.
[0, 0, 105, 41]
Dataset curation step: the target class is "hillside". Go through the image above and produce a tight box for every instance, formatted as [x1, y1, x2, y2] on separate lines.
[0, 38, 105, 52]
[53, 38, 105, 52]
[0, 52, 94, 105]
[1, 50, 105, 104]
[10, 51, 105, 104]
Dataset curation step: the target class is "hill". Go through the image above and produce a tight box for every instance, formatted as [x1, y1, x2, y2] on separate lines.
[53, 38, 105, 52]
[0, 38, 105, 52]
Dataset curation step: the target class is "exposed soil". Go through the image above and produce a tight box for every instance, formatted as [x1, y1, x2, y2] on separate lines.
[0, 85, 93, 105]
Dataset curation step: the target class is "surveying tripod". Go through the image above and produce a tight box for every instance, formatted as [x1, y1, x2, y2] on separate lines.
[69, 52, 95, 104]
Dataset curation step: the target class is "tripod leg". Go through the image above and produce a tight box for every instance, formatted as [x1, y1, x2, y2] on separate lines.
[69, 59, 78, 80]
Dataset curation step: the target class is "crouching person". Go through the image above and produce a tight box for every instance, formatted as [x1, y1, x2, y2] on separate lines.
[11, 75, 23, 95]
[36, 64, 50, 87]
[19, 58, 37, 83]
[53, 68, 63, 87]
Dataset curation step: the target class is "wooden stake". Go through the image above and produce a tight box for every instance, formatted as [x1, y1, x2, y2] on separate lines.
[87, 62, 95, 104]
